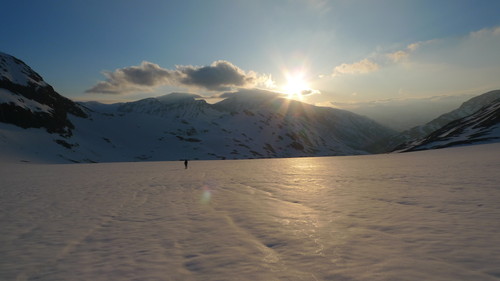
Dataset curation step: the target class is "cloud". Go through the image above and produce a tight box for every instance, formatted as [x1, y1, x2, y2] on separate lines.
[407, 42, 422, 51]
[470, 26, 500, 38]
[86, 60, 274, 94]
[86, 61, 176, 94]
[385, 41, 426, 62]
[330, 40, 428, 77]
[300, 88, 321, 96]
[178, 61, 254, 91]
[332, 59, 379, 76]
[386, 50, 409, 63]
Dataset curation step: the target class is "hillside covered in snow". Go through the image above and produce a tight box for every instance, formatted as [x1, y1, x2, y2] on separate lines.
[0, 52, 396, 163]
[2, 52, 500, 162]
[0, 52, 87, 136]
[395, 97, 500, 152]
[387, 90, 500, 151]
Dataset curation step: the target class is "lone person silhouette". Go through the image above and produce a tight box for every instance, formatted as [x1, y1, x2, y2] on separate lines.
[184, 160, 188, 169]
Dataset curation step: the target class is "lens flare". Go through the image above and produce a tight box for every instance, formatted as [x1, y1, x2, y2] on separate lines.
[200, 184, 213, 204]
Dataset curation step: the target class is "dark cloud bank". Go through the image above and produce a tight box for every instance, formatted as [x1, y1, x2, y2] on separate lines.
[86, 60, 270, 94]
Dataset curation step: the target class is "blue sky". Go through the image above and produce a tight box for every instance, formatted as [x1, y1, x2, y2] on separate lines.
[2, 0, 500, 108]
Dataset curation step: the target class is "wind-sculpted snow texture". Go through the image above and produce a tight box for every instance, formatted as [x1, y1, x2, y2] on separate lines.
[1, 143, 500, 280]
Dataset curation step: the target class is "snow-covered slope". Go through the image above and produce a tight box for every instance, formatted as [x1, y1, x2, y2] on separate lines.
[0, 52, 87, 136]
[387, 90, 500, 150]
[0, 53, 396, 163]
[395, 98, 500, 152]
[0, 52, 48, 88]
[1, 143, 499, 280]
[60, 90, 394, 163]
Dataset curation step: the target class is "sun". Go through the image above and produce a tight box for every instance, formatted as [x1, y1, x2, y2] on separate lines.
[282, 71, 310, 100]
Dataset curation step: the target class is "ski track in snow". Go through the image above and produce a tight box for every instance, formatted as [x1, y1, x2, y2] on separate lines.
[1, 144, 500, 280]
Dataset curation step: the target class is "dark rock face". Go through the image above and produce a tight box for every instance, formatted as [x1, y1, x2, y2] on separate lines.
[0, 53, 87, 136]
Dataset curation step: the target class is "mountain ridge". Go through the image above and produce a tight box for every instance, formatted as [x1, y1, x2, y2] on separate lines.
[2, 52, 499, 163]
[0, 52, 396, 163]
[394, 97, 500, 152]
[385, 90, 500, 151]
[0, 52, 87, 136]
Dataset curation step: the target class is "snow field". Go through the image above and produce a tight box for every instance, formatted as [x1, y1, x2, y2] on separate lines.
[1, 143, 500, 280]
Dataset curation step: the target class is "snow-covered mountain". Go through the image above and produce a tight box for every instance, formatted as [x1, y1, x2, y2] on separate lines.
[70, 89, 395, 162]
[386, 90, 500, 151]
[0, 53, 396, 163]
[394, 97, 500, 152]
[0, 52, 87, 136]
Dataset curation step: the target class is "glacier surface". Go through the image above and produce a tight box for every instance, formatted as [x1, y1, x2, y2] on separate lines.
[1, 143, 500, 280]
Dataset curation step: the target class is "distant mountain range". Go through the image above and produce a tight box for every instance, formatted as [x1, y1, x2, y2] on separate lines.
[0, 52, 395, 163]
[1, 52, 499, 163]
[386, 90, 500, 152]
[393, 95, 500, 152]
[387, 90, 500, 148]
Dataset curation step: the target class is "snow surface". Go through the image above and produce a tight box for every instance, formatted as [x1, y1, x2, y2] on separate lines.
[1, 143, 500, 280]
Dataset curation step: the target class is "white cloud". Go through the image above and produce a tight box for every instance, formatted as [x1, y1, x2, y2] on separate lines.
[407, 42, 421, 52]
[470, 26, 500, 38]
[332, 59, 379, 76]
[330, 25, 500, 79]
[330, 43, 419, 77]
[386, 50, 409, 63]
